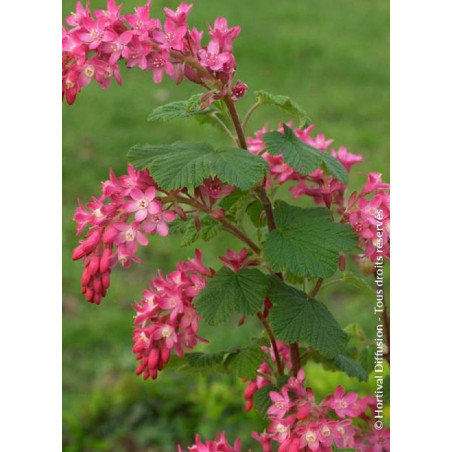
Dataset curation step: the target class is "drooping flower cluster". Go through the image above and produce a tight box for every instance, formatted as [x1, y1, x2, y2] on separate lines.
[63, 1, 243, 104]
[178, 432, 242, 452]
[344, 173, 390, 261]
[72, 165, 176, 304]
[247, 123, 390, 261]
[132, 250, 214, 380]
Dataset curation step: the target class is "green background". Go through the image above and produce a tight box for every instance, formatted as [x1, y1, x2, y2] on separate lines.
[63, 0, 389, 450]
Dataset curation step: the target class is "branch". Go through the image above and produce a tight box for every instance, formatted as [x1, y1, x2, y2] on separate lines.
[257, 312, 284, 377]
[169, 193, 261, 254]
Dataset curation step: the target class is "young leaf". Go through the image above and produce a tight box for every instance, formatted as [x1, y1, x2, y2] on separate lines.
[224, 346, 264, 379]
[147, 93, 212, 122]
[170, 215, 221, 247]
[263, 124, 348, 183]
[128, 142, 268, 190]
[255, 90, 310, 126]
[342, 271, 375, 298]
[268, 277, 348, 358]
[263, 201, 356, 278]
[194, 267, 270, 325]
[333, 354, 369, 382]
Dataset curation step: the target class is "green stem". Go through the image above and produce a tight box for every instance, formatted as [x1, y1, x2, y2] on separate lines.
[210, 113, 238, 145]
[242, 101, 263, 131]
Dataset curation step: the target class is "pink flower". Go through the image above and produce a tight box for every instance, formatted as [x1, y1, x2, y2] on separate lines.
[123, 1, 155, 39]
[114, 221, 148, 251]
[208, 17, 241, 52]
[163, 3, 193, 27]
[123, 36, 152, 70]
[361, 172, 390, 195]
[100, 30, 133, 64]
[66, 1, 91, 28]
[195, 177, 235, 204]
[198, 39, 233, 71]
[325, 386, 360, 418]
[154, 19, 187, 51]
[179, 432, 241, 452]
[123, 187, 160, 221]
[219, 248, 249, 272]
[142, 209, 176, 236]
[147, 51, 174, 83]
[78, 17, 115, 49]
[268, 388, 294, 418]
[331, 146, 363, 171]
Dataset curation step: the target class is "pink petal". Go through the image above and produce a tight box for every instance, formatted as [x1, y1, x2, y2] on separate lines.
[135, 208, 148, 222]
[148, 200, 161, 214]
[156, 222, 169, 236]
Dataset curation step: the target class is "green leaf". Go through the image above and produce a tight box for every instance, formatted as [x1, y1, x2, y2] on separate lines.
[333, 354, 369, 382]
[263, 124, 348, 183]
[263, 201, 356, 278]
[225, 346, 264, 379]
[147, 93, 212, 122]
[194, 267, 270, 325]
[268, 278, 348, 357]
[213, 147, 269, 190]
[128, 141, 268, 190]
[199, 217, 222, 241]
[359, 345, 377, 374]
[246, 201, 265, 227]
[255, 90, 310, 127]
[342, 271, 375, 298]
[170, 215, 221, 247]
[253, 385, 277, 418]
[186, 351, 227, 368]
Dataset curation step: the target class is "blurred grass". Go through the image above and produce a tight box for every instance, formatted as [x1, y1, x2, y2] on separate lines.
[63, 0, 389, 450]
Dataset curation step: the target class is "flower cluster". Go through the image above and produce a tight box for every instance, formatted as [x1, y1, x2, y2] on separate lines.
[133, 250, 214, 380]
[247, 123, 390, 261]
[251, 371, 389, 452]
[63, 1, 243, 104]
[72, 165, 176, 304]
[242, 344, 389, 451]
[178, 432, 241, 452]
[344, 173, 390, 261]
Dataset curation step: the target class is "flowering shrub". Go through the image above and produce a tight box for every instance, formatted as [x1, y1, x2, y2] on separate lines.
[63, 1, 390, 450]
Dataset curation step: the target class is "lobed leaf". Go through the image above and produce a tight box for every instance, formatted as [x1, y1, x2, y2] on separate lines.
[263, 201, 357, 278]
[194, 267, 270, 325]
[268, 277, 348, 358]
[263, 124, 348, 183]
[128, 141, 268, 190]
